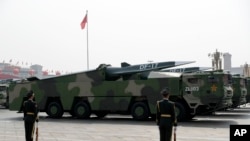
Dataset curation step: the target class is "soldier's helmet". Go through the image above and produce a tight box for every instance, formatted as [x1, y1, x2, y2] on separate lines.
[161, 87, 170, 96]
[26, 90, 34, 98]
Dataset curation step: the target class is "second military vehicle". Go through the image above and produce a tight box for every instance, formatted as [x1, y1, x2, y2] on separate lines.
[231, 75, 247, 108]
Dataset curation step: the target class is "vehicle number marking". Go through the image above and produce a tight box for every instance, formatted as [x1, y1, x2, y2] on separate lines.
[185, 87, 199, 91]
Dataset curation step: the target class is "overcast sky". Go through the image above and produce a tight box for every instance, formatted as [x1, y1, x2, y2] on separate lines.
[1, 0, 250, 73]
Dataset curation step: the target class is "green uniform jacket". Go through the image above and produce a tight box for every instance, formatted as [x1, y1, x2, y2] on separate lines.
[23, 100, 38, 122]
[156, 99, 177, 127]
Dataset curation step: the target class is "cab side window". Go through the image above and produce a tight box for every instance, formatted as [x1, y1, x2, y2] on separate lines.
[187, 78, 198, 84]
[208, 76, 219, 83]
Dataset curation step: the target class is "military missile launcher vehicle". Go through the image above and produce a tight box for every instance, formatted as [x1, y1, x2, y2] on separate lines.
[0, 83, 9, 108]
[8, 61, 193, 119]
[8, 61, 232, 121]
[246, 78, 250, 103]
[0, 79, 22, 108]
[231, 75, 247, 107]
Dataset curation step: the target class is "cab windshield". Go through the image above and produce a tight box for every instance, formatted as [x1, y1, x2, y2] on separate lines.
[223, 74, 232, 85]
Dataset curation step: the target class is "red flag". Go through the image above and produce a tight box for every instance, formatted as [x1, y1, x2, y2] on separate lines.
[80, 14, 87, 29]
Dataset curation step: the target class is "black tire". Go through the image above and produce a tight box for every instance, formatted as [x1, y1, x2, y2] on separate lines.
[232, 101, 239, 108]
[175, 102, 186, 121]
[4, 102, 9, 109]
[5, 96, 9, 109]
[95, 112, 108, 118]
[185, 106, 196, 120]
[73, 102, 91, 119]
[47, 102, 64, 118]
[131, 102, 150, 120]
[186, 113, 196, 120]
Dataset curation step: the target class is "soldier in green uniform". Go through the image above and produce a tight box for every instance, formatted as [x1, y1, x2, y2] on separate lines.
[156, 87, 177, 141]
[23, 90, 39, 141]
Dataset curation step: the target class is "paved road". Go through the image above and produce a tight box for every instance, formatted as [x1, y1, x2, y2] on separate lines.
[0, 104, 250, 141]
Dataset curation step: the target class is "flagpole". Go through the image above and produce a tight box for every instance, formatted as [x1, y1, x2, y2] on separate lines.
[80, 10, 89, 70]
[86, 10, 89, 70]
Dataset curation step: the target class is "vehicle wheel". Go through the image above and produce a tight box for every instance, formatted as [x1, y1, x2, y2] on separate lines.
[5, 96, 9, 109]
[95, 112, 108, 118]
[47, 102, 64, 118]
[231, 101, 239, 108]
[4, 102, 9, 109]
[175, 102, 186, 121]
[186, 113, 195, 120]
[74, 102, 91, 119]
[131, 102, 150, 120]
[185, 106, 196, 120]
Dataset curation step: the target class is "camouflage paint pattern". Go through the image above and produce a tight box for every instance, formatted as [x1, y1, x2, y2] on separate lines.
[9, 69, 170, 117]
